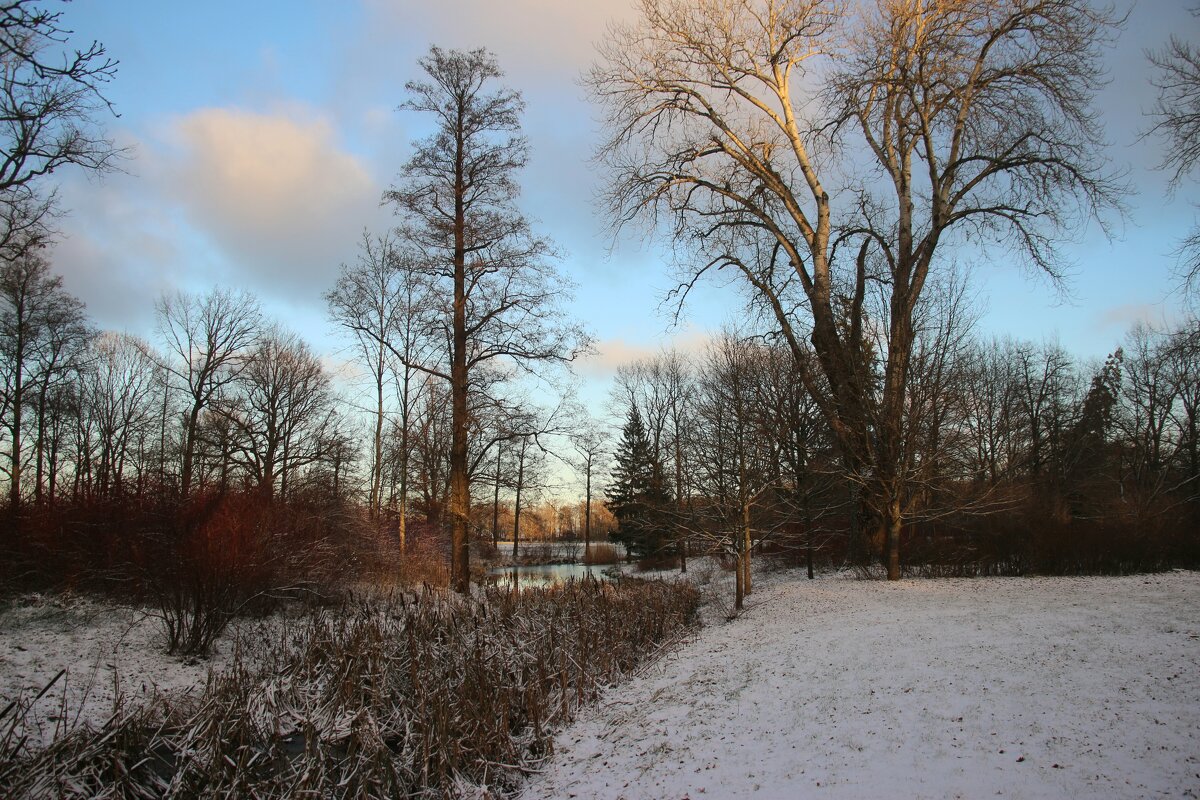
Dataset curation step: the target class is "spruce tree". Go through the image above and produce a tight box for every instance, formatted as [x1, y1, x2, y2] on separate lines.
[608, 406, 670, 558]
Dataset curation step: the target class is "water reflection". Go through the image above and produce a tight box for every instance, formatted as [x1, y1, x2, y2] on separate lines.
[487, 563, 618, 589]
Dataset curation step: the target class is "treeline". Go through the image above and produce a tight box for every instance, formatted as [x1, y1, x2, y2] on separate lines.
[0, 266, 592, 592]
[608, 314, 1200, 591]
[0, 38, 595, 596]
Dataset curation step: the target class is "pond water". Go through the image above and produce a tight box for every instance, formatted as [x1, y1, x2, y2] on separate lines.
[485, 563, 619, 589]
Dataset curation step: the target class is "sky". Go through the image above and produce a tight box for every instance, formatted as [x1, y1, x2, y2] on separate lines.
[45, 0, 1200, 428]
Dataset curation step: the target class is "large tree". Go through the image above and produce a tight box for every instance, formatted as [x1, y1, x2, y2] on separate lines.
[589, 0, 1121, 578]
[0, 0, 121, 257]
[384, 47, 587, 592]
[1148, 4, 1200, 298]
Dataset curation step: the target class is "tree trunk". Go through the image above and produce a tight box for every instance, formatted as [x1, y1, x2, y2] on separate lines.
[806, 522, 815, 580]
[584, 460, 592, 562]
[734, 546, 744, 612]
[10, 348, 22, 511]
[675, 437, 686, 573]
[33, 376, 48, 505]
[448, 132, 471, 594]
[513, 445, 524, 561]
[885, 497, 902, 581]
[492, 443, 502, 547]
[398, 370, 412, 556]
[742, 503, 752, 597]
[371, 347, 385, 517]
[181, 404, 201, 497]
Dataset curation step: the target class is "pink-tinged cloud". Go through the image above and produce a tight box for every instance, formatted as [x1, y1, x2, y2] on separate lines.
[362, 0, 637, 80]
[1094, 303, 1175, 332]
[579, 328, 713, 377]
[53, 154, 190, 334]
[160, 107, 385, 301]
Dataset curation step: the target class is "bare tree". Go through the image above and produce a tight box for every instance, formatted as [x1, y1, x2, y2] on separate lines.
[79, 332, 159, 498]
[589, 0, 1120, 578]
[384, 47, 588, 592]
[692, 332, 778, 610]
[571, 418, 610, 562]
[217, 327, 336, 502]
[0, 0, 122, 257]
[1147, 5, 1200, 296]
[327, 230, 431, 523]
[509, 430, 546, 561]
[0, 251, 86, 509]
[155, 288, 261, 497]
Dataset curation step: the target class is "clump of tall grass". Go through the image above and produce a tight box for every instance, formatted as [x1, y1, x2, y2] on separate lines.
[582, 543, 619, 566]
[2, 577, 700, 798]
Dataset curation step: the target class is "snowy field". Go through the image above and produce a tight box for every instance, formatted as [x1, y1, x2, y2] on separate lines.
[521, 570, 1200, 800]
[2, 571, 1198, 798]
[0, 595, 261, 746]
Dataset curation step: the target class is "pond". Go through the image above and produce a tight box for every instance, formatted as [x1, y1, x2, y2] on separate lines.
[485, 563, 620, 589]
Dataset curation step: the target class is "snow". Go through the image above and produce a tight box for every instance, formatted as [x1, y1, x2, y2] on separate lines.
[0, 594, 249, 745]
[519, 569, 1200, 800]
[3, 570, 1198, 798]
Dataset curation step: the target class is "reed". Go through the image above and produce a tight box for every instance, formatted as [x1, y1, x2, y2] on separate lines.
[2, 577, 700, 799]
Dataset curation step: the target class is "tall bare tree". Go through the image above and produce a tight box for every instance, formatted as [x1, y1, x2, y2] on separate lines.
[1148, 4, 1200, 297]
[589, 0, 1120, 578]
[0, 0, 121, 258]
[327, 231, 430, 524]
[0, 251, 86, 509]
[155, 288, 260, 497]
[384, 47, 587, 592]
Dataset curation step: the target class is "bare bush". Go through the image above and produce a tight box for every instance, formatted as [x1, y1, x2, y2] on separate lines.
[142, 493, 336, 657]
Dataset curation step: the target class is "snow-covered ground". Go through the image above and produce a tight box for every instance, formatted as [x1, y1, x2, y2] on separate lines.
[520, 569, 1200, 800]
[4, 570, 1198, 798]
[0, 594, 253, 745]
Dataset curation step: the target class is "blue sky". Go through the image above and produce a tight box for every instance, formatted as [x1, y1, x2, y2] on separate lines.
[47, 0, 1200, 423]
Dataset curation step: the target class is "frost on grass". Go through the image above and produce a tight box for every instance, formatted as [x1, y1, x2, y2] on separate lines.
[1, 578, 700, 798]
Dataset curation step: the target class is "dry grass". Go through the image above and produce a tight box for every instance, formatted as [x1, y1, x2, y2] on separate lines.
[582, 543, 619, 566]
[1, 577, 700, 799]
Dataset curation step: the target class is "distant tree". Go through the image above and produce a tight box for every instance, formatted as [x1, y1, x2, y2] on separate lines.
[218, 327, 336, 502]
[326, 231, 431, 526]
[509, 431, 546, 560]
[384, 46, 587, 592]
[692, 333, 775, 609]
[0, 252, 86, 509]
[155, 288, 261, 497]
[571, 419, 609, 561]
[607, 405, 670, 560]
[79, 332, 160, 499]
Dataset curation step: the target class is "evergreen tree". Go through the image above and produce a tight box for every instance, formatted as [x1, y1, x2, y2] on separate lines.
[607, 406, 671, 558]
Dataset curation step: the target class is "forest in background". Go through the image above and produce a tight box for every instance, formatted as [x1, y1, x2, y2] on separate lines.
[2, 0, 1200, 605]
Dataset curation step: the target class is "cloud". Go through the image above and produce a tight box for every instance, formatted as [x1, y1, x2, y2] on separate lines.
[53, 151, 189, 336]
[361, 0, 636, 82]
[159, 107, 385, 302]
[579, 328, 713, 377]
[1094, 302, 1175, 333]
